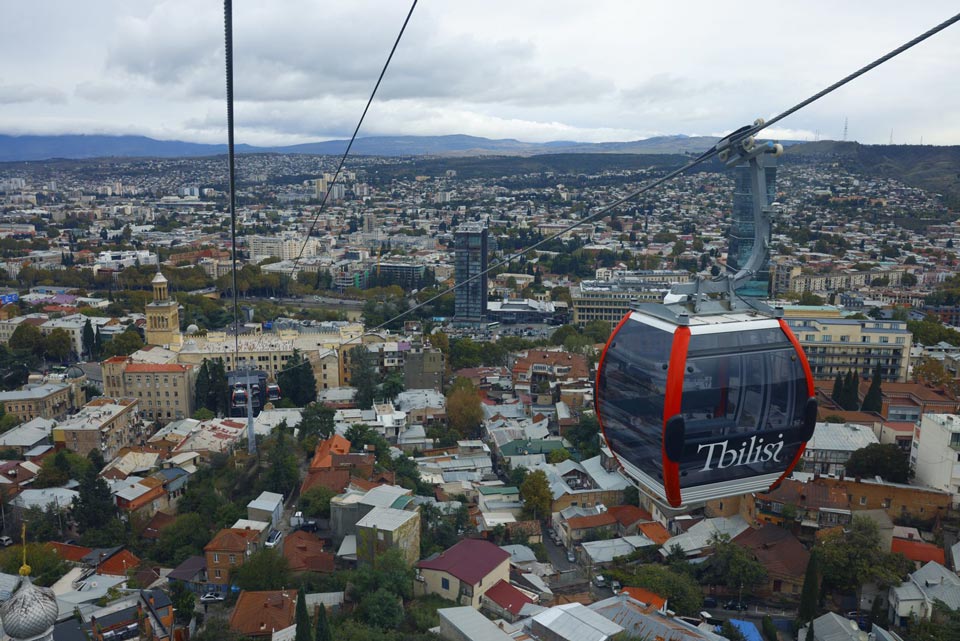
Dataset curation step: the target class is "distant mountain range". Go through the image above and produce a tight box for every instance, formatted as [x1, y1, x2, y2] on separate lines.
[0, 133, 730, 162]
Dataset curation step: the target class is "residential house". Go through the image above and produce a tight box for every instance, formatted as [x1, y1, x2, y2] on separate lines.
[888, 561, 960, 626]
[247, 491, 284, 529]
[167, 555, 208, 594]
[204, 528, 261, 590]
[733, 525, 810, 597]
[53, 397, 142, 461]
[438, 606, 514, 641]
[84, 590, 175, 641]
[555, 505, 617, 549]
[746, 478, 851, 536]
[799, 612, 875, 641]
[0, 417, 53, 456]
[528, 602, 624, 641]
[659, 516, 750, 558]
[580, 536, 658, 567]
[283, 531, 335, 575]
[914, 414, 960, 508]
[481, 579, 536, 622]
[416, 539, 511, 608]
[229, 589, 297, 638]
[802, 422, 879, 476]
[356, 506, 421, 567]
[330, 484, 413, 542]
[511, 349, 590, 396]
[534, 449, 630, 514]
[891, 538, 946, 567]
[589, 594, 728, 641]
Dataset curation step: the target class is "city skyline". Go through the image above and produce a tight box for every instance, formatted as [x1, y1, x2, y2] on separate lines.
[1, 1, 959, 147]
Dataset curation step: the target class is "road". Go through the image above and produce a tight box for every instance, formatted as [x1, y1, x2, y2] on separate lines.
[245, 295, 365, 309]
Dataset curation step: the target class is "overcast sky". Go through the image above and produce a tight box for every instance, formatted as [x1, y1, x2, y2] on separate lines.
[1, 1, 959, 146]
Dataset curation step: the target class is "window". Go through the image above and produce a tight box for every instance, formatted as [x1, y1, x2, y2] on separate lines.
[859, 496, 867, 505]
[441, 578, 450, 591]
[883, 499, 891, 508]
[896, 337, 905, 344]
[840, 335, 850, 343]
[213, 553, 220, 563]
[214, 569, 221, 579]
[229, 555, 236, 564]
[862, 336, 871, 343]
[880, 336, 889, 344]
[822, 335, 832, 342]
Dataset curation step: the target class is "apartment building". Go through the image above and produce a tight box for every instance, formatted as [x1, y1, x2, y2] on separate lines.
[0, 382, 78, 421]
[102, 357, 196, 423]
[53, 397, 142, 461]
[770, 263, 905, 297]
[248, 233, 318, 261]
[914, 414, 960, 508]
[785, 316, 913, 381]
[571, 272, 691, 326]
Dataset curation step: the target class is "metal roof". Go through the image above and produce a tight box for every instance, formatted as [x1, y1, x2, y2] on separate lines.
[438, 607, 514, 641]
[532, 602, 623, 641]
[808, 422, 879, 453]
[356, 506, 418, 532]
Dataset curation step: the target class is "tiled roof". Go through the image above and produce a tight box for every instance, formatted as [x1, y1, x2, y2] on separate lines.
[620, 587, 666, 610]
[205, 528, 260, 553]
[418, 539, 509, 586]
[283, 531, 334, 574]
[484, 579, 534, 616]
[636, 522, 670, 546]
[47, 542, 93, 563]
[229, 590, 297, 637]
[566, 512, 618, 531]
[125, 363, 191, 373]
[98, 550, 142, 576]
[892, 538, 945, 565]
[310, 435, 351, 470]
[733, 525, 809, 579]
[168, 555, 207, 581]
[607, 505, 653, 527]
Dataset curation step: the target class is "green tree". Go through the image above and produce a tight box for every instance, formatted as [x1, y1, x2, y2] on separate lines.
[42, 328, 73, 362]
[195, 360, 212, 413]
[350, 348, 377, 410]
[351, 548, 415, 600]
[296, 403, 335, 442]
[566, 413, 601, 459]
[154, 513, 212, 566]
[819, 516, 914, 603]
[295, 588, 312, 641]
[300, 486, 336, 519]
[831, 373, 843, 405]
[315, 602, 332, 641]
[798, 550, 820, 624]
[9, 323, 43, 355]
[861, 365, 883, 412]
[87, 448, 105, 473]
[169, 581, 196, 626]
[193, 407, 215, 420]
[762, 616, 779, 641]
[73, 468, 123, 546]
[101, 326, 144, 358]
[520, 470, 552, 521]
[610, 563, 703, 615]
[698, 534, 767, 594]
[547, 448, 572, 464]
[722, 621, 747, 641]
[279, 350, 318, 406]
[379, 372, 405, 402]
[358, 589, 404, 629]
[208, 358, 229, 416]
[233, 549, 291, 591]
[845, 443, 912, 483]
[0, 543, 68, 587]
[82, 319, 96, 360]
[263, 427, 299, 496]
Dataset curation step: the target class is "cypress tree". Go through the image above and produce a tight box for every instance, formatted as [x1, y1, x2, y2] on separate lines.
[82, 319, 95, 360]
[850, 371, 860, 410]
[805, 621, 815, 641]
[315, 602, 331, 641]
[831, 373, 843, 404]
[195, 361, 211, 413]
[798, 550, 820, 624]
[94, 327, 103, 359]
[294, 589, 312, 641]
[861, 365, 883, 413]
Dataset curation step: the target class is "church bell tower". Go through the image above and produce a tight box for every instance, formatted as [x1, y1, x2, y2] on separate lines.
[145, 270, 182, 348]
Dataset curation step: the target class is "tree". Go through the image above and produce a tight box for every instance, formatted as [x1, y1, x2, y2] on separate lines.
[610, 563, 702, 615]
[263, 427, 299, 496]
[42, 328, 73, 362]
[547, 448, 572, 464]
[295, 588, 312, 641]
[845, 443, 912, 483]
[154, 513, 212, 566]
[350, 348, 377, 410]
[722, 621, 747, 641]
[193, 407, 215, 420]
[82, 319, 95, 360]
[233, 549, 291, 591]
[819, 516, 914, 602]
[805, 622, 814, 641]
[9, 323, 43, 355]
[520, 470, 552, 521]
[379, 372, 405, 402]
[350, 548, 415, 600]
[101, 326, 144, 358]
[73, 468, 123, 546]
[208, 358, 229, 416]
[315, 602, 332, 641]
[358, 589, 404, 629]
[566, 413, 601, 459]
[169, 581, 196, 626]
[195, 360, 212, 413]
[698, 534, 767, 594]
[300, 486, 336, 518]
[0, 543, 68, 587]
[831, 374, 843, 405]
[278, 350, 318, 406]
[87, 448, 105, 473]
[446, 378, 482, 438]
[798, 550, 820, 624]
[861, 365, 883, 412]
[297, 403, 336, 442]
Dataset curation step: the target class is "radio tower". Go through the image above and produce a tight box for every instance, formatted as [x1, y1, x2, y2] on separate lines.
[842, 117, 848, 142]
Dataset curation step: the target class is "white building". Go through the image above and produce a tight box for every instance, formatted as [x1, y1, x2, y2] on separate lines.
[249, 233, 318, 262]
[802, 422, 880, 476]
[914, 414, 960, 507]
[95, 250, 158, 271]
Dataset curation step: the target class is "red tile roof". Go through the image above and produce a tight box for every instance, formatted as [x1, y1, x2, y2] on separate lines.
[566, 513, 618, 531]
[733, 525, 809, 579]
[607, 505, 653, 527]
[418, 539, 509, 586]
[637, 522, 671, 545]
[98, 549, 141, 576]
[892, 538, 945, 565]
[483, 579, 533, 616]
[229, 590, 297, 637]
[125, 363, 192, 373]
[142, 511, 177, 540]
[283, 531, 334, 574]
[48, 542, 93, 563]
[621, 586, 667, 610]
[205, 528, 261, 553]
[310, 435, 351, 470]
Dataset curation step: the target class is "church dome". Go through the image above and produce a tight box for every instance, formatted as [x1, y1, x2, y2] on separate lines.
[0, 576, 58, 641]
[151, 271, 168, 284]
[63, 365, 85, 380]
[186, 324, 200, 335]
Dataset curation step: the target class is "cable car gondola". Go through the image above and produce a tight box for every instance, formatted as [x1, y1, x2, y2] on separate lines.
[595, 133, 817, 508]
[266, 384, 281, 401]
[231, 385, 248, 407]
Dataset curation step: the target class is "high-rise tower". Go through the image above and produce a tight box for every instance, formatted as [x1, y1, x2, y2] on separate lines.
[728, 155, 776, 298]
[454, 223, 488, 325]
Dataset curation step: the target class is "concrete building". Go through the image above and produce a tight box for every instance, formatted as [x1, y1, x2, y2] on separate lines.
[785, 316, 913, 382]
[571, 272, 691, 326]
[914, 414, 960, 507]
[356, 506, 421, 567]
[247, 491, 284, 529]
[249, 233, 316, 262]
[102, 357, 196, 423]
[0, 382, 77, 421]
[801, 422, 880, 476]
[145, 271, 182, 349]
[95, 250, 158, 271]
[53, 397, 141, 461]
[889, 561, 960, 627]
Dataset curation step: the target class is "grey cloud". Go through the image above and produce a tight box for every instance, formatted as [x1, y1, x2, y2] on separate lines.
[0, 83, 67, 105]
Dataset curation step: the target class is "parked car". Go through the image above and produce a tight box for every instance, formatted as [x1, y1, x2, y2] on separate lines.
[703, 597, 718, 609]
[200, 592, 224, 604]
[594, 575, 607, 588]
[265, 529, 283, 548]
[611, 580, 622, 595]
[0, 537, 12, 547]
[725, 600, 749, 612]
[566, 550, 576, 563]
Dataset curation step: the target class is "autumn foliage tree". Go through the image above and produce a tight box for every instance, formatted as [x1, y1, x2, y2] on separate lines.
[445, 377, 482, 438]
